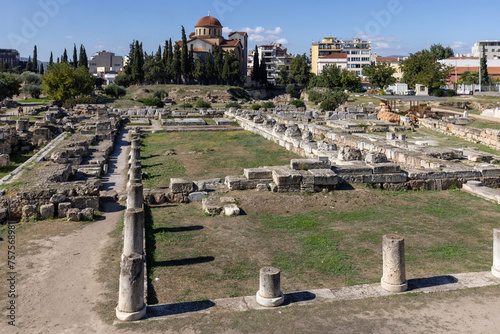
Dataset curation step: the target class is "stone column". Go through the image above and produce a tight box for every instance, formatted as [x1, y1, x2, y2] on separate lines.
[123, 208, 144, 257]
[129, 147, 141, 162]
[492, 229, 500, 278]
[128, 166, 142, 187]
[116, 253, 146, 321]
[381, 234, 408, 292]
[127, 183, 143, 209]
[131, 139, 141, 150]
[256, 267, 284, 307]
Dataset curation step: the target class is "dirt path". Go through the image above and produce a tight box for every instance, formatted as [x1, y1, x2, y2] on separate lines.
[4, 128, 130, 334]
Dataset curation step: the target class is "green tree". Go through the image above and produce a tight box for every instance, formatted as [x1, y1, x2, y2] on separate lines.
[42, 62, 94, 102]
[39, 63, 44, 75]
[181, 26, 189, 83]
[72, 44, 78, 68]
[114, 73, 131, 87]
[62, 49, 68, 63]
[400, 50, 451, 90]
[20, 71, 42, 85]
[429, 44, 454, 60]
[290, 54, 311, 86]
[188, 45, 195, 82]
[79, 45, 88, 69]
[340, 69, 362, 92]
[251, 46, 260, 83]
[104, 83, 126, 98]
[193, 56, 206, 83]
[481, 45, 490, 86]
[460, 71, 479, 85]
[259, 56, 267, 85]
[362, 63, 396, 89]
[131, 41, 145, 84]
[214, 46, 223, 83]
[277, 65, 289, 85]
[205, 53, 214, 84]
[25, 56, 34, 72]
[49, 52, 54, 66]
[23, 84, 42, 98]
[0, 73, 21, 100]
[222, 50, 240, 85]
[33, 45, 38, 73]
[172, 43, 182, 84]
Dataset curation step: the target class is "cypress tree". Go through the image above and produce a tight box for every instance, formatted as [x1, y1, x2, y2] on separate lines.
[156, 45, 162, 62]
[56, 57, 60, 63]
[181, 26, 189, 83]
[33, 45, 38, 73]
[188, 45, 195, 82]
[481, 45, 490, 86]
[39, 63, 44, 75]
[214, 46, 223, 82]
[62, 49, 68, 63]
[172, 42, 181, 84]
[259, 56, 267, 85]
[26, 56, 33, 72]
[205, 53, 214, 85]
[49, 52, 54, 66]
[131, 40, 144, 84]
[251, 46, 260, 83]
[72, 44, 78, 68]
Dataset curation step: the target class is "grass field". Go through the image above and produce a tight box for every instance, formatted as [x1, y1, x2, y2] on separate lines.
[140, 131, 301, 188]
[146, 187, 500, 305]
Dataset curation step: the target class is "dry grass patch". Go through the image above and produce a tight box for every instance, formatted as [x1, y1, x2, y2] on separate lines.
[146, 186, 500, 305]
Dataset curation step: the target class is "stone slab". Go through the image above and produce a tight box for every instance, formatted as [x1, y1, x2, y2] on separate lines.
[272, 168, 303, 186]
[170, 178, 194, 194]
[363, 173, 408, 184]
[244, 168, 273, 180]
[308, 169, 338, 186]
[368, 162, 401, 174]
[291, 159, 330, 170]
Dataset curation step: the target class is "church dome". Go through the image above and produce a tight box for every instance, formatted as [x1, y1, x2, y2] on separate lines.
[196, 15, 222, 27]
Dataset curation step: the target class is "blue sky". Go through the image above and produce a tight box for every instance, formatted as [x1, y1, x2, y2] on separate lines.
[2, 0, 499, 61]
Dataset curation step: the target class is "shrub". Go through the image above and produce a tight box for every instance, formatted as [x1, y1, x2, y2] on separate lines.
[286, 84, 295, 96]
[432, 89, 443, 97]
[320, 98, 337, 111]
[225, 102, 240, 108]
[20, 71, 42, 85]
[446, 89, 456, 97]
[104, 83, 126, 98]
[251, 103, 261, 110]
[289, 99, 305, 108]
[62, 95, 104, 109]
[141, 97, 164, 107]
[261, 101, 275, 109]
[23, 84, 42, 99]
[153, 89, 168, 100]
[195, 99, 211, 108]
[306, 89, 325, 104]
[178, 103, 193, 108]
[114, 74, 131, 87]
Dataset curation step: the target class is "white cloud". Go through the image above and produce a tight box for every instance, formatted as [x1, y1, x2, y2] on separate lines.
[222, 26, 233, 34]
[356, 32, 401, 51]
[65, 36, 73, 39]
[240, 26, 288, 46]
[451, 41, 470, 53]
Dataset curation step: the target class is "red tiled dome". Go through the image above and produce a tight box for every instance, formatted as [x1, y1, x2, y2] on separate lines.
[196, 16, 222, 27]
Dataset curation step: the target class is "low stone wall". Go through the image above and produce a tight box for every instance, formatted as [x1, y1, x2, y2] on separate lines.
[420, 118, 500, 151]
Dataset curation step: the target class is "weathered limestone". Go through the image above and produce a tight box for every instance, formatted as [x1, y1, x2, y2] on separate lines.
[290, 159, 330, 170]
[129, 147, 141, 162]
[58, 202, 72, 218]
[492, 229, 500, 278]
[224, 204, 240, 216]
[22, 205, 37, 220]
[80, 207, 94, 221]
[128, 166, 142, 182]
[244, 168, 273, 180]
[0, 154, 10, 167]
[123, 208, 144, 257]
[381, 234, 408, 292]
[39, 204, 55, 219]
[256, 267, 284, 307]
[116, 253, 146, 321]
[188, 192, 207, 202]
[127, 183, 143, 209]
[170, 178, 194, 194]
[202, 197, 223, 215]
[67, 208, 81, 222]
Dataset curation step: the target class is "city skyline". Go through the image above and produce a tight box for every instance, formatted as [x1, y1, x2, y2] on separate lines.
[2, 0, 499, 61]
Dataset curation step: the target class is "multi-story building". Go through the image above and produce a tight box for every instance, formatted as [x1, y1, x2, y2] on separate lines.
[88, 51, 123, 74]
[472, 40, 500, 60]
[0, 49, 20, 69]
[247, 43, 294, 85]
[439, 56, 500, 85]
[310, 37, 371, 76]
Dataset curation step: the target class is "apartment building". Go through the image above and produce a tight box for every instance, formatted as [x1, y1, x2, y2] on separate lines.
[471, 40, 500, 60]
[310, 37, 371, 76]
[248, 43, 294, 85]
[0, 49, 20, 69]
[88, 51, 123, 74]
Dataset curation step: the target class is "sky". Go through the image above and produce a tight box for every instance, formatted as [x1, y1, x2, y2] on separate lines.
[2, 0, 500, 61]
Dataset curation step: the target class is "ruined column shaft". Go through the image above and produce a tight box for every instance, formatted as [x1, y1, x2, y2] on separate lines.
[123, 208, 144, 256]
[492, 229, 500, 278]
[127, 183, 143, 209]
[116, 253, 146, 321]
[381, 234, 408, 292]
[256, 266, 284, 307]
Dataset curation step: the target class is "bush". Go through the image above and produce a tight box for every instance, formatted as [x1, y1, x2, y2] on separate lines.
[432, 89, 443, 97]
[286, 84, 295, 96]
[20, 71, 42, 85]
[225, 102, 240, 108]
[306, 89, 325, 104]
[261, 101, 275, 109]
[195, 99, 211, 108]
[320, 98, 338, 111]
[23, 84, 42, 99]
[104, 83, 126, 98]
[289, 99, 306, 108]
[141, 97, 164, 108]
[446, 89, 456, 97]
[114, 74, 131, 87]
[153, 89, 168, 100]
[178, 103, 193, 108]
[251, 103, 261, 110]
[62, 95, 105, 109]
